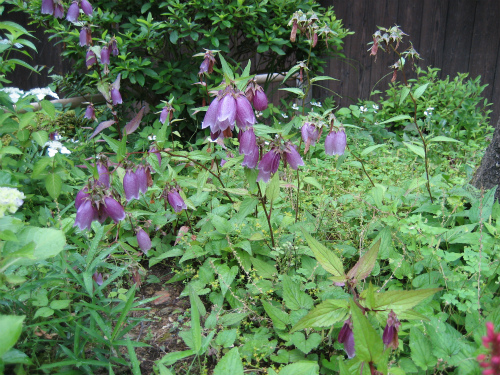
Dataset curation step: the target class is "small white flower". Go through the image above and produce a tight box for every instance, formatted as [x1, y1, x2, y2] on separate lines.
[372, 104, 379, 110]
[45, 140, 71, 156]
[360, 106, 368, 113]
[148, 135, 157, 141]
[311, 101, 322, 107]
[282, 113, 288, 118]
[255, 111, 263, 118]
[60, 147, 71, 155]
[291, 103, 299, 110]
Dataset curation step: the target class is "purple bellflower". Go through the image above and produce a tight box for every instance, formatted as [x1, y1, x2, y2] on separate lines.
[338, 318, 355, 358]
[216, 93, 237, 132]
[75, 187, 90, 210]
[96, 160, 110, 188]
[80, 27, 92, 47]
[235, 94, 256, 131]
[136, 228, 152, 254]
[110, 74, 123, 105]
[41, 0, 54, 15]
[167, 189, 187, 213]
[123, 169, 140, 201]
[100, 46, 110, 65]
[84, 104, 96, 121]
[135, 165, 149, 194]
[92, 272, 103, 286]
[80, 0, 93, 16]
[53, 1, 65, 18]
[199, 50, 216, 76]
[66, 1, 80, 22]
[382, 310, 401, 350]
[86, 50, 97, 68]
[239, 129, 257, 156]
[325, 129, 347, 155]
[74, 199, 97, 231]
[257, 148, 281, 183]
[202, 97, 220, 131]
[103, 196, 126, 222]
[253, 87, 268, 111]
[301, 122, 321, 154]
[110, 38, 119, 56]
[284, 142, 304, 170]
[242, 146, 259, 169]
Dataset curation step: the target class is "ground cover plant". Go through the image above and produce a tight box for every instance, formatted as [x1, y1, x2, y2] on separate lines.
[1, 1, 500, 374]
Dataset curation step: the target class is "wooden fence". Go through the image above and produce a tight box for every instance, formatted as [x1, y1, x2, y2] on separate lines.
[319, 0, 500, 126]
[5, 1, 500, 126]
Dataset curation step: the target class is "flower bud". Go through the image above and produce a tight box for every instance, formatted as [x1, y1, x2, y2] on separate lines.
[382, 310, 401, 350]
[80, 0, 93, 16]
[96, 160, 110, 188]
[253, 88, 268, 111]
[100, 46, 110, 65]
[84, 104, 96, 120]
[103, 196, 126, 222]
[86, 50, 97, 69]
[66, 1, 80, 22]
[123, 169, 139, 201]
[136, 228, 152, 254]
[290, 20, 298, 42]
[338, 318, 355, 358]
[110, 74, 122, 105]
[167, 189, 187, 213]
[110, 39, 119, 56]
[325, 129, 347, 155]
[92, 272, 103, 285]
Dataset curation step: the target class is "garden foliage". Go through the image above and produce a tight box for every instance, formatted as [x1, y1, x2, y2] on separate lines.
[0, 2, 499, 375]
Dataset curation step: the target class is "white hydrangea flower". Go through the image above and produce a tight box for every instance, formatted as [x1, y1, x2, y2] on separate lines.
[0, 87, 24, 103]
[45, 140, 71, 157]
[0, 187, 25, 217]
[25, 87, 59, 101]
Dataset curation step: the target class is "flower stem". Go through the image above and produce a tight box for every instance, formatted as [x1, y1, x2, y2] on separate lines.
[257, 183, 275, 248]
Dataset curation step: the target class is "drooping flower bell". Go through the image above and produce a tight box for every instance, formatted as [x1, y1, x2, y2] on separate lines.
[86, 50, 97, 69]
[66, 1, 80, 22]
[239, 129, 257, 156]
[284, 142, 304, 170]
[253, 87, 268, 111]
[216, 93, 237, 132]
[96, 159, 110, 188]
[53, 0, 64, 18]
[80, 27, 92, 47]
[136, 228, 152, 254]
[198, 50, 216, 76]
[235, 94, 256, 131]
[325, 129, 347, 155]
[159, 102, 175, 125]
[100, 46, 110, 65]
[74, 199, 97, 231]
[110, 74, 123, 105]
[92, 272, 103, 286]
[382, 310, 401, 350]
[75, 186, 90, 210]
[103, 196, 126, 222]
[242, 146, 259, 169]
[123, 168, 139, 202]
[41, 0, 54, 15]
[257, 148, 281, 183]
[110, 38, 119, 56]
[167, 188, 187, 213]
[84, 104, 96, 121]
[301, 122, 321, 154]
[80, 0, 93, 16]
[135, 165, 149, 194]
[338, 318, 355, 358]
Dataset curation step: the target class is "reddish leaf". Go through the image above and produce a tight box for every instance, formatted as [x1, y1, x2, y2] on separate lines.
[347, 239, 381, 283]
[153, 290, 171, 305]
[124, 106, 145, 135]
[89, 120, 116, 140]
[175, 226, 190, 245]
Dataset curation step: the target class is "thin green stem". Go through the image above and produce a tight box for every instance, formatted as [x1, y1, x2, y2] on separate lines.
[257, 183, 275, 248]
[346, 144, 375, 187]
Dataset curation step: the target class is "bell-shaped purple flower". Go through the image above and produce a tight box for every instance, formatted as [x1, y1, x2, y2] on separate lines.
[257, 149, 281, 183]
[80, 27, 92, 47]
[96, 206, 109, 223]
[41, 0, 54, 15]
[123, 169, 140, 201]
[301, 122, 320, 146]
[284, 143, 304, 170]
[325, 129, 347, 155]
[66, 1, 80, 22]
[74, 200, 97, 231]
[382, 310, 400, 350]
[253, 88, 268, 111]
[239, 129, 257, 156]
[103, 196, 126, 223]
[92, 272, 103, 286]
[96, 161, 110, 188]
[202, 97, 220, 131]
[86, 50, 97, 69]
[84, 104, 96, 120]
[159, 107, 169, 124]
[235, 94, 256, 131]
[100, 46, 110, 65]
[53, 1, 65, 19]
[242, 145, 259, 169]
[136, 228, 152, 254]
[135, 165, 148, 194]
[110, 74, 123, 105]
[110, 39, 119, 56]
[75, 187, 90, 210]
[80, 0, 93, 16]
[216, 94, 236, 132]
[338, 318, 355, 359]
[167, 189, 187, 213]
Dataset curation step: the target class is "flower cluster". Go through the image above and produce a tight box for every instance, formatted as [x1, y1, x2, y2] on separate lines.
[45, 140, 71, 157]
[478, 322, 500, 375]
[0, 187, 25, 218]
[66, 0, 93, 22]
[123, 165, 150, 202]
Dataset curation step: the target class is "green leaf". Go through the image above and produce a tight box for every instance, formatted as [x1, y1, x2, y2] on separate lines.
[379, 114, 412, 125]
[126, 339, 142, 375]
[428, 135, 461, 143]
[218, 54, 234, 81]
[360, 144, 386, 157]
[31, 157, 52, 178]
[216, 264, 238, 298]
[158, 349, 195, 366]
[281, 64, 301, 85]
[374, 288, 442, 311]
[2, 348, 32, 365]
[211, 215, 233, 235]
[34, 307, 54, 319]
[188, 285, 202, 354]
[0, 315, 24, 357]
[290, 332, 322, 354]
[213, 347, 244, 375]
[310, 76, 337, 83]
[413, 83, 430, 100]
[399, 86, 411, 105]
[16, 227, 65, 261]
[0, 146, 22, 155]
[45, 173, 62, 199]
[279, 87, 305, 98]
[169, 30, 178, 44]
[346, 239, 380, 283]
[410, 326, 437, 370]
[266, 171, 280, 203]
[303, 176, 322, 190]
[403, 141, 425, 158]
[219, 313, 248, 326]
[251, 257, 277, 279]
[18, 112, 36, 130]
[282, 275, 314, 311]
[350, 301, 384, 363]
[291, 299, 349, 332]
[262, 301, 289, 330]
[49, 300, 71, 310]
[32, 130, 48, 147]
[102, 134, 120, 153]
[278, 361, 319, 375]
[116, 133, 127, 162]
[300, 228, 345, 278]
[40, 100, 56, 119]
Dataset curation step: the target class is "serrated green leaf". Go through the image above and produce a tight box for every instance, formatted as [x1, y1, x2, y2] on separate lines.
[374, 288, 442, 311]
[379, 114, 412, 125]
[218, 54, 234, 81]
[34, 307, 54, 319]
[32, 131, 48, 148]
[40, 100, 56, 119]
[290, 332, 322, 354]
[213, 347, 244, 375]
[291, 299, 348, 332]
[282, 275, 314, 311]
[403, 141, 425, 158]
[45, 173, 62, 199]
[49, 300, 71, 310]
[262, 301, 289, 330]
[0, 146, 22, 155]
[266, 171, 280, 203]
[399, 86, 411, 105]
[31, 157, 52, 178]
[300, 228, 345, 278]
[18, 112, 36, 130]
[360, 144, 386, 157]
[350, 301, 384, 363]
[413, 83, 430, 100]
[410, 326, 437, 370]
[279, 361, 319, 375]
[303, 176, 322, 190]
